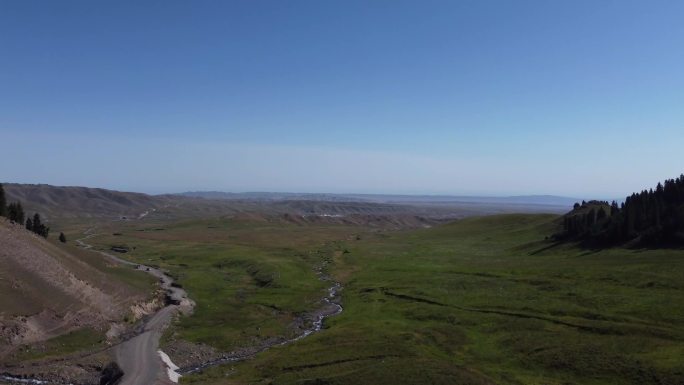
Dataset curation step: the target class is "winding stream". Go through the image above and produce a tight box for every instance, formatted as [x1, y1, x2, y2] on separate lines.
[2, 216, 344, 385]
[181, 263, 343, 375]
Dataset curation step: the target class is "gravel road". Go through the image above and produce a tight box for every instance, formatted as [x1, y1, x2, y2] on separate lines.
[77, 228, 194, 385]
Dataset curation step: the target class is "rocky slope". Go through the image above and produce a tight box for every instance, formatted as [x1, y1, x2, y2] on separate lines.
[0, 219, 154, 361]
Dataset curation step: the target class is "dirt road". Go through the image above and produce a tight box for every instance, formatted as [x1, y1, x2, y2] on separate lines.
[77, 229, 194, 385]
[115, 306, 177, 385]
[76, 226, 342, 383]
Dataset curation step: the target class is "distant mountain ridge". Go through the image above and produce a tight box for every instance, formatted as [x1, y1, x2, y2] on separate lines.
[177, 191, 367, 202]
[2, 183, 572, 222]
[179, 191, 580, 207]
[2, 183, 169, 219]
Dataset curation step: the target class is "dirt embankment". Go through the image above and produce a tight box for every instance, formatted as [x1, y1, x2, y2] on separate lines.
[0, 219, 159, 383]
[1, 221, 107, 348]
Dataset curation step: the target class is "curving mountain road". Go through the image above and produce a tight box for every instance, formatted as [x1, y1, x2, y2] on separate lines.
[77, 228, 194, 385]
[76, 218, 342, 383]
[115, 306, 178, 385]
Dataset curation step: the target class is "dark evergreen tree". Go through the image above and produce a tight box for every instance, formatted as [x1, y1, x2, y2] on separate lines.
[30, 213, 49, 238]
[7, 202, 24, 224]
[610, 201, 619, 216]
[597, 207, 607, 221]
[586, 208, 596, 227]
[0, 183, 6, 217]
[26, 218, 33, 231]
[556, 173, 684, 247]
[33, 213, 42, 232]
[59, 232, 66, 243]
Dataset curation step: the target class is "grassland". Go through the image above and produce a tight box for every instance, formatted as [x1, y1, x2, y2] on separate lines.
[84, 217, 365, 352]
[85, 214, 684, 384]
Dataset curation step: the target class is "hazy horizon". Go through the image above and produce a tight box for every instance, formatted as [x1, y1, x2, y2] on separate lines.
[2, 1, 683, 197]
[0, 176, 616, 203]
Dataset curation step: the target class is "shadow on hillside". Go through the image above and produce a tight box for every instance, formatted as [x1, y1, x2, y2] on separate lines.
[528, 241, 564, 255]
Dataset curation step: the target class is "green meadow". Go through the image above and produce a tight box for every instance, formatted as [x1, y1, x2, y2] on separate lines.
[90, 214, 684, 384]
[85, 217, 362, 352]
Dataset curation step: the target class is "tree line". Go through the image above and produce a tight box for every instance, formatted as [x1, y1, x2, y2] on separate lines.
[556, 174, 684, 247]
[0, 183, 63, 241]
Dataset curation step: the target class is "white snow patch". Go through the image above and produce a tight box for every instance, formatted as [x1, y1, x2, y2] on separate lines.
[158, 350, 181, 383]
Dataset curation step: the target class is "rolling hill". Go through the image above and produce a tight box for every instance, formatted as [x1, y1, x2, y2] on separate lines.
[2, 184, 570, 227]
[180, 190, 579, 208]
[0, 218, 155, 381]
[2, 183, 167, 219]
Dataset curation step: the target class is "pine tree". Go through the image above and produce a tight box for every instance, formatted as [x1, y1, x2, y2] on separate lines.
[561, 173, 684, 246]
[586, 209, 596, 227]
[33, 213, 42, 232]
[30, 213, 49, 238]
[610, 201, 620, 216]
[597, 207, 608, 221]
[26, 218, 33, 231]
[59, 232, 66, 243]
[7, 202, 24, 224]
[0, 183, 6, 217]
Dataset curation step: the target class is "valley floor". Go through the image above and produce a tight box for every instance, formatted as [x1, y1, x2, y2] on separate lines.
[4, 212, 684, 385]
[77, 213, 684, 385]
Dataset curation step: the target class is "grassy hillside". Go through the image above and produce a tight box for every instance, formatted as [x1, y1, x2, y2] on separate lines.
[1, 183, 260, 220]
[0, 219, 155, 362]
[2, 183, 165, 219]
[181, 214, 684, 385]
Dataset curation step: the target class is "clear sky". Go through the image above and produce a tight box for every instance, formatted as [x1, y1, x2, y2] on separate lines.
[1, 1, 683, 197]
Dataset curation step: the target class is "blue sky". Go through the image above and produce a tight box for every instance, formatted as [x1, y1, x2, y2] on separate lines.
[1, 1, 683, 197]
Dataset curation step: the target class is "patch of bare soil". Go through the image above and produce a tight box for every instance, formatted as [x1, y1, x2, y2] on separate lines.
[0, 221, 114, 352]
[162, 339, 223, 369]
[0, 219, 164, 383]
[1, 349, 111, 385]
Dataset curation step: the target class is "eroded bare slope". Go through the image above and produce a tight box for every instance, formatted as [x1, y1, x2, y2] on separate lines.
[0, 219, 152, 358]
